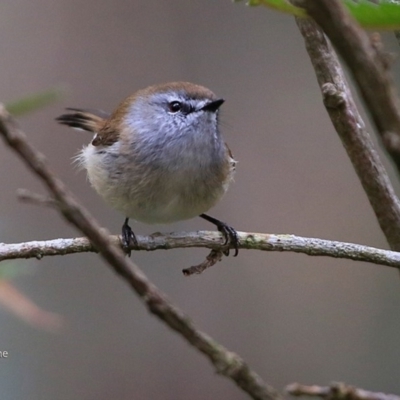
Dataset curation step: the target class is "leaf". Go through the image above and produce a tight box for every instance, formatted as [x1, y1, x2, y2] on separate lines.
[344, 0, 400, 29]
[6, 86, 67, 117]
[235, 0, 400, 30]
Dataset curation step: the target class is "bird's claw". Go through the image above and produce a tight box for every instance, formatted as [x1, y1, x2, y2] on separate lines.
[121, 220, 138, 257]
[217, 222, 239, 257]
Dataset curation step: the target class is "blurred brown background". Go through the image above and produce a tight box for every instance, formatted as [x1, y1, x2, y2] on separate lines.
[1, 1, 400, 399]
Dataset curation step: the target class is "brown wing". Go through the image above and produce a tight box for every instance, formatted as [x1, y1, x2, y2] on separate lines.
[91, 121, 120, 147]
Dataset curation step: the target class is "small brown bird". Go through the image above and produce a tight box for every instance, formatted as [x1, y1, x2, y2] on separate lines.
[57, 82, 239, 255]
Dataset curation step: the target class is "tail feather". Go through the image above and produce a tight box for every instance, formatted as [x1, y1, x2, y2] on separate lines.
[56, 108, 110, 133]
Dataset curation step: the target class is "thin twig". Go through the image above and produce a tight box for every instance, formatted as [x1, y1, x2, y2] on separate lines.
[16, 188, 58, 208]
[286, 382, 400, 400]
[292, 0, 400, 174]
[183, 249, 224, 275]
[1, 231, 400, 272]
[294, 17, 400, 252]
[0, 105, 282, 400]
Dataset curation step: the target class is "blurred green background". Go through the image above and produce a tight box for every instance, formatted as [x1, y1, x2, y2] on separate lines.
[1, 1, 400, 399]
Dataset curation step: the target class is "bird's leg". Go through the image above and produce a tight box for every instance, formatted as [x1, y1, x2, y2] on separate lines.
[121, 217, 138, 256]
[199, 214, 239, 256]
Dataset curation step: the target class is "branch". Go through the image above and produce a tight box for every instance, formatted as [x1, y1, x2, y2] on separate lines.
[292, 0, 400, 174]
[0, 106, 282, 400]
[286, 382, 400, 400]
[2, 231, 400, 271]
[293, 16, 400, 252]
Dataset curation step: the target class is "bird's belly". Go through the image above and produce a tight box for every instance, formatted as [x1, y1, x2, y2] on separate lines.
[123, 191, 219, 224]
[83, 145, 228, 224]
[108, 177, 225, 224]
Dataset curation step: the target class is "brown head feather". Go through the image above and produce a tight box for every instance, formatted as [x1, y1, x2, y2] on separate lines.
[141, 82, 217, 101]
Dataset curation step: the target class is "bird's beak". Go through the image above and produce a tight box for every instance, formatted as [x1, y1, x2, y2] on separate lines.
[201, 99, 225, 112]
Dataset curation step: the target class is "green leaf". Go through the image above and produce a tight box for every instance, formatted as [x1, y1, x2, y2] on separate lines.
[6, 86, 66, 117]
[238, 0, 306, 16]
[344, 0, 400, 29]
[235, 0, 400, 30]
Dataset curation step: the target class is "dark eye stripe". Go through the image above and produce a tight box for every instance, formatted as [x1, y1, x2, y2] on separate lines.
[182, 103, 195, 114]
[168, 101, 195, 115]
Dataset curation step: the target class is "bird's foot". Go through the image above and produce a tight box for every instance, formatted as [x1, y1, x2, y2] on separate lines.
[200, 214, 239, 256]
[121, 218, 138, 256]
[217, 221, 240, 257]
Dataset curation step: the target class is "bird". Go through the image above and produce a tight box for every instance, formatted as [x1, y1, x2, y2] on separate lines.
[56, 81, 239, 256]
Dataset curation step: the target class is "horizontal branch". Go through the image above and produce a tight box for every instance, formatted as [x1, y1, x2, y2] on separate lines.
[286, 382, 400, 400]
[1, 231, 400, 272]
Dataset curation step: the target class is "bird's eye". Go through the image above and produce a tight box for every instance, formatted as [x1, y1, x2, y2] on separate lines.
[168, 101, 182, 113]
